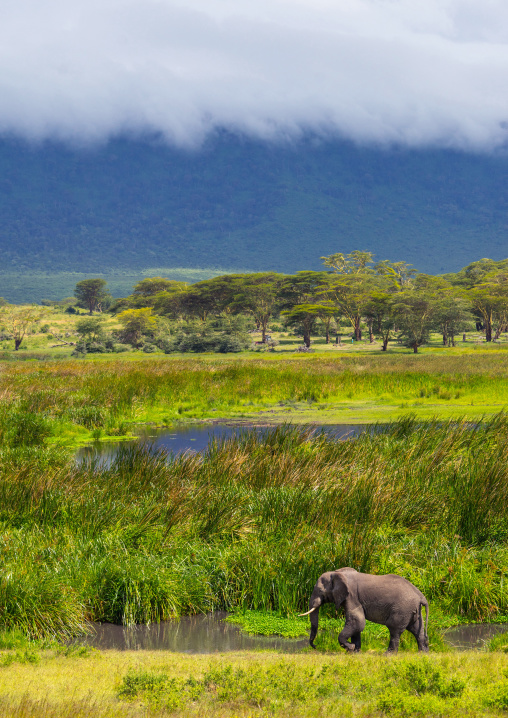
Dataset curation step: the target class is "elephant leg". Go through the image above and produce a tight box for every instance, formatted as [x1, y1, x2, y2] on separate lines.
[351, 631, 362, 652]
[338, 624, 357, 652]
[406, 617, 429, 653]
[339, 608, 365, 652]
[385, 628, 402, 654]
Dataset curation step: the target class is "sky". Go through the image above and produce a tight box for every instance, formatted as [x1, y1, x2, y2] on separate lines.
[2, 0, 508, 150]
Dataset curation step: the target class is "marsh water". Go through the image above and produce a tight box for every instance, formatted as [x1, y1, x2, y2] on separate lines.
[443, 623, 508, 650]
[72, 614, 508, 653]
[76, 422, 368, 463]
[73, 613, 308, 653]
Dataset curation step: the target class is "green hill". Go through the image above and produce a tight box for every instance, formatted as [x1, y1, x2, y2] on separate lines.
[0, 133, 507, 301]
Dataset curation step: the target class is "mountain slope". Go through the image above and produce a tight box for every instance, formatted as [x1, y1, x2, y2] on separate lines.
[0, 134, 507, 277]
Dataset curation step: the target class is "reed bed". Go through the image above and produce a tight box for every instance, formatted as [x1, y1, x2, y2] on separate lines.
[2, 416, 508, 638]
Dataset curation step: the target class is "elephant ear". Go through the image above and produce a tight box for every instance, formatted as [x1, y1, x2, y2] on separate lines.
[331, 571, 349, 606]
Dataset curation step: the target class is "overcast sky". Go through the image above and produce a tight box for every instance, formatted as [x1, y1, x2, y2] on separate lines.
[2, 0, 508, 150]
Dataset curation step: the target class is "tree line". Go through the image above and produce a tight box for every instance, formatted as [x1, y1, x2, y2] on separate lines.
[62, 253, 508, 355]
[3, 253, 508, 353]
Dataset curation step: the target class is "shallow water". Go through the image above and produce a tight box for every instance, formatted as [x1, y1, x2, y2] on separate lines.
[72, 613, 308, 653]
[71, 614, 508, 653]
[76, 422, 368, 463]
[443, 623, 508, 650]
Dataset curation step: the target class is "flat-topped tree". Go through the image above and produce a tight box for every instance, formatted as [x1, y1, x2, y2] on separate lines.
[74, 279, 111, 315]
[229, 272, 286, 343]
[128, 277, 189, 311]
[321, 250, 374, 274]
[278, 272, 332, 347]
[468, 272, 508, 342]
[392, 292, 434, 353]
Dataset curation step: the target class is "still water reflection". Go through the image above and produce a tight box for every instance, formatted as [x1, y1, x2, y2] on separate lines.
[73, 613, 308, 653]
[77, 423, 368, 463]
[71, 614, 508, 652]
[443, 623, 508, 650]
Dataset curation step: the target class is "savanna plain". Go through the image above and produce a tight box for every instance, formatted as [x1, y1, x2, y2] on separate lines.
[5, 342, 508, 716]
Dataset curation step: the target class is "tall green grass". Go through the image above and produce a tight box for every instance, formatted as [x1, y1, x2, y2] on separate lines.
[2, 417, 508, 637]
[1, 353, 508, 437]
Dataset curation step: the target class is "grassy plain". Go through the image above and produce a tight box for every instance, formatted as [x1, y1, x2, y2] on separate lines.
[3, 648, 508, 717]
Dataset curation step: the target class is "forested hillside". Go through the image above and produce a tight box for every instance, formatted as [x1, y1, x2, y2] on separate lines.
[1, 133, 508, 280]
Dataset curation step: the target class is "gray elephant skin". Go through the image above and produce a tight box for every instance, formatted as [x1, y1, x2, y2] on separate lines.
[301, 567, 429, 653]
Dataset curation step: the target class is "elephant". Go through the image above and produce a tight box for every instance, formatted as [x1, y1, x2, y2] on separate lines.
[300, 567, 429, 654]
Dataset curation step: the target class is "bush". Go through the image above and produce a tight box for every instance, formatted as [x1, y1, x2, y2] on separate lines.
[215, 336, 247, 353]
[71, 340, 113, 355]
[86, 342, 108, 353]
[485, 680, 508, 710]
[163, 325, 250, 354]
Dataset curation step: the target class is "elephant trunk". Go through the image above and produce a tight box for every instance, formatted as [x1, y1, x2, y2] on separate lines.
[308, 593, 322, 649]
[309, 606, 320, 648]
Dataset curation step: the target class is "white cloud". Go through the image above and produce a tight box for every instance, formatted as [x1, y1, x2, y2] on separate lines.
[1, 0, 508, 149]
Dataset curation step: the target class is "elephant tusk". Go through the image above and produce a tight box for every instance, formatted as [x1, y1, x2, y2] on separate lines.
[298, 607, 317, 617]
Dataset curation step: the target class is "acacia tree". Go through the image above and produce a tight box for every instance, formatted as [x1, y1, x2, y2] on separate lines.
[117, 308, 157, 347]
[374, 260, 417, 290]
[1, 305, 46, 350]
[75, 316, 107, 343]
[323, 274, 377, 341]
[431, 296, 473, 346]
[321, 250, 374, 274]
[320, 251, 378, 340]
[74, 279, 111, 314]
[128, 277, 189, 310]
[392, 293, 434, 353]
[364, 292, 395, 351]
[230, 273, 285, 342]
[468, 273, 508, 342]
[281, 304, 335, 347]
[278, 272, 331, 347]
[177, 274, 245, 321]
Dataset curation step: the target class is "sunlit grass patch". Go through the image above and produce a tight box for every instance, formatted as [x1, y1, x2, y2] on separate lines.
[2, 650, 508, 717]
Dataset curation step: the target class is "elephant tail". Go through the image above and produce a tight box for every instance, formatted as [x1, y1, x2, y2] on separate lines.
[420, 600, 429, 640]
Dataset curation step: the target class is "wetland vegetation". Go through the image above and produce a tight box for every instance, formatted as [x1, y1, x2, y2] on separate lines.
[3, 415, 508, 639]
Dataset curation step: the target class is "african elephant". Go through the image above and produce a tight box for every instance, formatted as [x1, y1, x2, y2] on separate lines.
[300, 567, 429, 653]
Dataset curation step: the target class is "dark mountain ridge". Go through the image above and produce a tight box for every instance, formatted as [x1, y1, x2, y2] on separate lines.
[0, 133, 507, 277]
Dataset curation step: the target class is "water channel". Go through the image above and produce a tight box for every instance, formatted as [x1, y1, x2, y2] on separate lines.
[71, 614, 508, 653]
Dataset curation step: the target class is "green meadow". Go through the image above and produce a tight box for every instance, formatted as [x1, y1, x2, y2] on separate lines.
[3, 416, 508, 635]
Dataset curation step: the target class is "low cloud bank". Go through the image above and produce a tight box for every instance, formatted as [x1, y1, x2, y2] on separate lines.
[2, 0, 508, 149]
